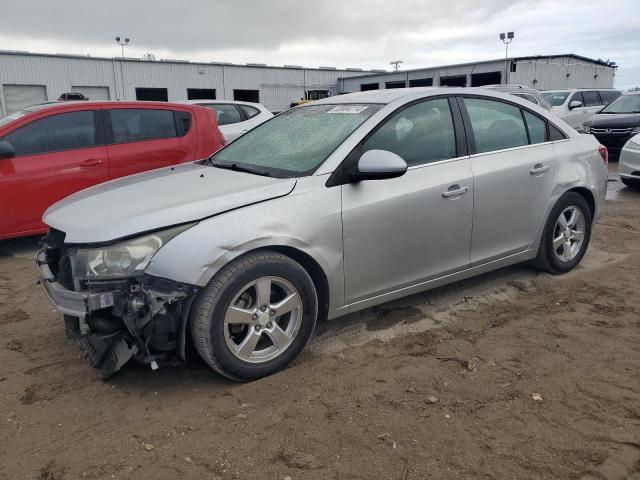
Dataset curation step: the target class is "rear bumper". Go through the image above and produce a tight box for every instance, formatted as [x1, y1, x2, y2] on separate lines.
[37, 249, 111, 318]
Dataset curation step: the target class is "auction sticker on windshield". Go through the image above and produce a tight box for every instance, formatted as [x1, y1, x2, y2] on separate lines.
[327, 105, 369, 114]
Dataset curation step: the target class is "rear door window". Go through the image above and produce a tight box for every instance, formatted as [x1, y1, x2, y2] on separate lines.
[203, 104, 243, 125]
[582, 91, 600, 107]
[523, 111, 547, 145]
[599, 90, 621, 104]
[2, 110, 97, 156]
[464, 98, 528, 153]
[108, 109, 176, 144]
[239, 105, 261, 119]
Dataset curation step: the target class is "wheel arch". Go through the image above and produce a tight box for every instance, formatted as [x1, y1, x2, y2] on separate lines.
[566, 186, 596, 218]
[265, 245, 330, 324]
[180, 244, 331, 363]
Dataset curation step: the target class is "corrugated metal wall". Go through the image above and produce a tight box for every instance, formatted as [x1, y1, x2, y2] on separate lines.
[0, 52, 371, 116]
[510, 60, 616, 90]
[340, 57, 616, 93]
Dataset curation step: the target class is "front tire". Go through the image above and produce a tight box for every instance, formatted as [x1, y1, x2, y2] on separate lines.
[190, 250, 318, 381]
[535, 192, 592, 274]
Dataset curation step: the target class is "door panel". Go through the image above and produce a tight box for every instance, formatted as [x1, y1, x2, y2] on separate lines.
[461, 96, 558, 264]
[105, 108, 195, 178]
[342, 159, 474, 303]
[0, 146, 109, 236]
[469, 144, 556, 263]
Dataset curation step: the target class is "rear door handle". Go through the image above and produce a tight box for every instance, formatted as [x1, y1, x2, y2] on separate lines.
[530, 163, 550, 175]
[442, 185, 469, 198]
[80, 158, 103, 167]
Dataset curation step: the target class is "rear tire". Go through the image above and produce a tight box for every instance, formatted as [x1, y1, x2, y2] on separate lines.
[535, 192, 592, 274]
[190, 250, 318, 381]
[621, 177, 640, 190]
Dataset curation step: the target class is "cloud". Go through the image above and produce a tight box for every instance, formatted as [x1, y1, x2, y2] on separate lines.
[0, 0, 638, 87]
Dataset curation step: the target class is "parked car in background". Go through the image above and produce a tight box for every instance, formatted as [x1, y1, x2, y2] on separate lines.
[182, 100, 272, 142]
[582, 92, 640, 160]
[482, 85, 552, 110]
[619, 133, 640, 188]
[37, 88, 607, 380]
[541, 88, 622, 129]
[0, 101, 225, 239]
[58, 92, 89, 101]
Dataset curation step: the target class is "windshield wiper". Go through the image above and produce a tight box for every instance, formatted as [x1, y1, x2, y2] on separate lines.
[208, 160, 272, 177]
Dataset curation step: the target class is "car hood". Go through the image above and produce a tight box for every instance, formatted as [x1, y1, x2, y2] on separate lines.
[589, 113, 640, 127]
[44, 162, 296, 243]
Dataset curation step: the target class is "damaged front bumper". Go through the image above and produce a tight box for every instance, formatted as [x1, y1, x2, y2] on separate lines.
[37, 241, 200, 378]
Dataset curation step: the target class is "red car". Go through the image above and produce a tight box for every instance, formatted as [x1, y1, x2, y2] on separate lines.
[0, 101, 225, 239]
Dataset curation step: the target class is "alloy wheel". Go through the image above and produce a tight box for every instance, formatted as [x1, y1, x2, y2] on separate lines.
[553, 206, 586, 262]
[223, 276, 303, 363]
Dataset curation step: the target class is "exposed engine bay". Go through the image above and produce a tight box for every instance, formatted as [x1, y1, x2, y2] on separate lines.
[37, 228, 200, 378]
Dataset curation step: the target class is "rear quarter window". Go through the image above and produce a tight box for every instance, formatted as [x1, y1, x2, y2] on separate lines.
[108, 108, 177, 144]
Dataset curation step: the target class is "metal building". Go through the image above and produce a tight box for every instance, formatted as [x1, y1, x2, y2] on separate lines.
[0, 51, 618, 117]
[0, 50, 372, 116]
[338, 55, 617, 93]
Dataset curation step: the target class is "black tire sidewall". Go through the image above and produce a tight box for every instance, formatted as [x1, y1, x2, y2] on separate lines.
[542, 193, 592, 273]
[197, 254, 317, 380]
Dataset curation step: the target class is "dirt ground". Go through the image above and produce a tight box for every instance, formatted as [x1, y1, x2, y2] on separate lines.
[1, 164, 639, 480]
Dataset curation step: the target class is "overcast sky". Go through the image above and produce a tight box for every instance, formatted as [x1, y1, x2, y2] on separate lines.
[1, 0, 638, 88]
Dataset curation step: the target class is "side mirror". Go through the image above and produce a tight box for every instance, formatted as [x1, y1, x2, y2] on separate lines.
[351, 149, 408, 181]
[0, 141, 15, 160]
[568, 100, 583, 110]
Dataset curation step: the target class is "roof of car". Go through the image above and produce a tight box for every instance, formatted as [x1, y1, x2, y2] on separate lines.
[310, 87, 513, 105]
[15, 100, 206, 115]
[181, 99, 265, 107]
[542, 88, 621, 93]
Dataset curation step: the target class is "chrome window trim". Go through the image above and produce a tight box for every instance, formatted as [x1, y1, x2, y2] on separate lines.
[468, 138, 570, 159]
[406, 155, 469, 171]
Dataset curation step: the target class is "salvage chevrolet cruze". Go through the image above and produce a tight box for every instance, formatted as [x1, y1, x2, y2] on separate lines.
[38, 88, 609, 380]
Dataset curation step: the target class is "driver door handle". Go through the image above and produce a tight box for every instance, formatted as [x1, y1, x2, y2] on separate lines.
[80, 158, 103, 167]
[442, 185, 469, 198]
[530, 163, 550, 175]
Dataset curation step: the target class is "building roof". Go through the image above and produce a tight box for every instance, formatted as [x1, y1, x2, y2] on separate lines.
[339, 54, 617, 81]
[0, 49, 379, 74]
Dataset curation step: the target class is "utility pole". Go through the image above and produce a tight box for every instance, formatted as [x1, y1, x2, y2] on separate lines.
[499, 32, 514, 84]
[390, 60, 403, 72]
[115, 36, 130, 100]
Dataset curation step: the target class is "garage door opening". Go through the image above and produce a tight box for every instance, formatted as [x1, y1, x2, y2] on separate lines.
[360, 83, 379, 91]
[306, 90, 329, 101]
[409, 78, 433, 87]
[135, 88, 168, 101]
[3, 84, 47, 114]
[385, 81, 406, 89]
[233, 89, 260, 103]
[439, 75, 467, 87]
[187, 88, 216, 100]
[471, 72, 502, 87]
[71, 86, 110, 101]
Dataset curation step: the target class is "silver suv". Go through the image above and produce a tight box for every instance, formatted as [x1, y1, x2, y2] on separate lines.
[38, 88, 608, 380]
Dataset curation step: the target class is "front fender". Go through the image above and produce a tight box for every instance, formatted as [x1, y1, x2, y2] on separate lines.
[146, 175, 345, 316]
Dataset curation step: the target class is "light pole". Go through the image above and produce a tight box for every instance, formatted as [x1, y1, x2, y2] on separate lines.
[390, 60, 403, 72]
[115, 36, 130, 58]
[499, 32, 514, 84]
[115, 36, 130, 100]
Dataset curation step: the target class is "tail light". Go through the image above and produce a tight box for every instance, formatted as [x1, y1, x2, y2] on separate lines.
[598, 145, 608, 165]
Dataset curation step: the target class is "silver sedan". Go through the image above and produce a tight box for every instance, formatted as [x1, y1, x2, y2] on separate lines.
[38, 88, 608, 380]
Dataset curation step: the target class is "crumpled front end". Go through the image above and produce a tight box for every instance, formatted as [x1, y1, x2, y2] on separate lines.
[37, 228, 200, 378]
